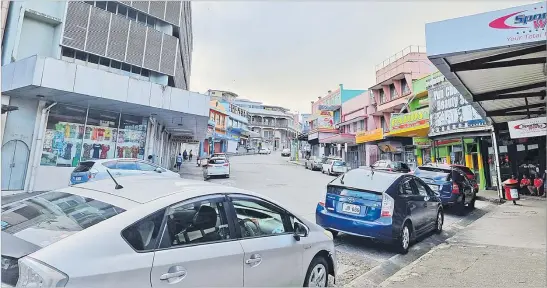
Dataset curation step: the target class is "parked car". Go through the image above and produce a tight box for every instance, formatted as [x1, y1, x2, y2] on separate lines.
[281, 148, 291, 157]
[1, 176, 336, 287]
[371, 160, 411, 173]
[203, 157, 230, 180]
[421, 163, 479, 193]
[70, 158, 180, 185]
[316, 168, 444, 254]
[321, 159, 348, 176]
[305, 156, 326, 171]
[259, 147, 271, 154]
[413, 165, 476, 214]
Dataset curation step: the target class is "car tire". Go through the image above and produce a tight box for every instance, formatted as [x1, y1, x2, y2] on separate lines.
[434, 209, 444, 234]
[395, 222, 412, 254]
[456, 196, 466, 216]
[303, 255, 329, 287]
[305, 163, 308, 169]
[468, 195, 476, 209]
[225, 174, 230, 178]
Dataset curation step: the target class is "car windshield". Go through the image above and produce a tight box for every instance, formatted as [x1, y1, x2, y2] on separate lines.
[330, 168, 398, 193]
[1, 191, 125, 248]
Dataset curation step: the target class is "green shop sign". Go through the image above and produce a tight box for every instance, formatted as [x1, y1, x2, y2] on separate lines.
[413, 137, 431, 147]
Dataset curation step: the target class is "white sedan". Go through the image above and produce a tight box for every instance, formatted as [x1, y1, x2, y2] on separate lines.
[258, 147, 271, 154]
[0, 176, 337, 287]
[322, 159, 349, 176]
[203, 157, 230, 180]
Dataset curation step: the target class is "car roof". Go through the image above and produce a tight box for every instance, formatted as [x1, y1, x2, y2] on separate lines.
[64, 175, 244, 205]
[81, 158, 140, 163]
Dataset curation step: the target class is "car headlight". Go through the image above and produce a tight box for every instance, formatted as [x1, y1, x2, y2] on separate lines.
[323, 229, 334, 240]
[17, 257, 68, 288]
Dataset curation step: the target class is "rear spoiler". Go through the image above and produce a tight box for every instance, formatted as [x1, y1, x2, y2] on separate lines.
[327, 184, 384, 195]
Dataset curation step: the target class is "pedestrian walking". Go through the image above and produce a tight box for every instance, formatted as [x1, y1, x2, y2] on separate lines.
[176, 153, 183, 171]
[183, 149, 188, 161]
[189, 150, 193, 161]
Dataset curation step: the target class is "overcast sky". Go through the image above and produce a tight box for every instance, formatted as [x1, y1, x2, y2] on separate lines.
[189, 1, 536, 113]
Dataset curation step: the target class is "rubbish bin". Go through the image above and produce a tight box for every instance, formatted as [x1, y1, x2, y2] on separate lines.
[503, 178, 520, 205]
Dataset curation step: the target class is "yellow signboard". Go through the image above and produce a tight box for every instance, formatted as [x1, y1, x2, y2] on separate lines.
[355, 128, 384, 144]
[389, 108, 430, 137]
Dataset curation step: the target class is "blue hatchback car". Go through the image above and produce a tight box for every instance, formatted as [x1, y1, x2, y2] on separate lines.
[413, 165, 476, 215]
[316, 168, 443, 254]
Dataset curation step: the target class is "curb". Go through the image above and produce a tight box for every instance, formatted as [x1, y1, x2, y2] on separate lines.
[346, 202, 497, 287]
[475, 195, 504, 205]
[287, 160, 305, 166]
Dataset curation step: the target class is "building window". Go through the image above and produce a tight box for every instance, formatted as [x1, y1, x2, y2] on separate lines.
[401, 78, 410, 95]
[62, 47, 75, 58]
[379, 89, 386, 104]
[88, 54, 100, 64]
[390, 84, 398, 99]
[117, 4, 127, 16]
[381, 117, 387, 132]
[359, 120, 365, 131]
[106, 1, 117, 13]
[352, 122, 357, 132]
[127, 9, 137, 21]
[95, 1, 107, 10]
[75, 51, 87, 61]
[99, 57, 110, 67]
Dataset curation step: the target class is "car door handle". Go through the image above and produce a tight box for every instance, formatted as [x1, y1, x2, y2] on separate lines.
[160, 271, 187, 280]
[245, 254, 262, 266]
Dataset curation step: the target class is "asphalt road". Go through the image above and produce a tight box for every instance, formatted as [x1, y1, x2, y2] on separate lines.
[186, 152, 493, 286]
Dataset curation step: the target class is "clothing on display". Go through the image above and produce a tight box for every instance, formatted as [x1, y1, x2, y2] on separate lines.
[92, 144, 102, 159]
[83, 143, 92, 159]
[117, 146, 124, 158]
[63, 143, 73, 160]
[100, 145, 110, 159]
[85, 127, 92, 139]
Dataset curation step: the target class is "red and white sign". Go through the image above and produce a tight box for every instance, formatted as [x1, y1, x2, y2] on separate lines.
[508, 117, 547, 139]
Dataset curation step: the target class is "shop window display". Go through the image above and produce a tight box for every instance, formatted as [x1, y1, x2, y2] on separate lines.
[41, 105, 149, 167]
[41, 105, 86, 167]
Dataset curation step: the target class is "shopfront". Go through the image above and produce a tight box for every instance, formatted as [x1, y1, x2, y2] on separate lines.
[413, 137, 432, 166]
[387, 108, 430, 169]
[355, 128, 384, 165]
[39, 104, 148, 168]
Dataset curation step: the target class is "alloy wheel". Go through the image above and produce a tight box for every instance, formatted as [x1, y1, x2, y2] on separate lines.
[308, 263, 327, 287]
[402, 226, 410, 250]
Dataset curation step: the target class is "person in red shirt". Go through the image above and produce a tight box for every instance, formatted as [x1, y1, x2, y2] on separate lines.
[527, 174, 543, 196]
[520, 175, 531, 195]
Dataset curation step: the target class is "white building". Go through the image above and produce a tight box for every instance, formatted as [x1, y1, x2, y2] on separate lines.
[1, 1, 209, 194]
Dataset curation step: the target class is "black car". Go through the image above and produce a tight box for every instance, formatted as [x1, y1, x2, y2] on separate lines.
[371, 160, 411, 173]
[316, 168, 443, 254]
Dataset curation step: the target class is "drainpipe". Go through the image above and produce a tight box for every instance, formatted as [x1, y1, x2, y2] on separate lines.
[28, 102, 57, 192]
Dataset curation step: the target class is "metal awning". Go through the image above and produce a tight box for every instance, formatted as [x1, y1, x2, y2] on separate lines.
[425, 2, 546, 124]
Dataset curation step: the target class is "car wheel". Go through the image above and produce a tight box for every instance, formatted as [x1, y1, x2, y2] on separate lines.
[456, 196, 466, 216]
[225, 174, 230, 178]
[468, 195, 476, 209]
[327, 229, 338, 238]
[434, 209, 444, 234]
[303, 256, 329, 287]
[395, 222, 411, 254]
[305, 163, 308, 169]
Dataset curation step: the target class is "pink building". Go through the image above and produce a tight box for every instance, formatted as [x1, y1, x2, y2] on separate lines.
[362, 46, 434, 164]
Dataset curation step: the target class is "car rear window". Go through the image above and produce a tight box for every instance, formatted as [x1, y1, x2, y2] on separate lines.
[1, 191, 125, 248]
[333, 161, 346, 166]
[415, 167, 450, 180]
[209, 159, 226, 164]
[330, 168, 398, 193]
[73, 161, 95, 172]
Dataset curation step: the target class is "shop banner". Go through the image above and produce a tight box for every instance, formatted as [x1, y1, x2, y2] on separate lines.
[378, 141, 403, 153]
[390, 108, 429, 134]
[316, 111, 335, 129]
[428, 82, 487, 136]
[426, 2, 546, 56]
[317, 105, 341, 111]
[413, 137, 432, 147]
[355, 128, 384, 144]
[308, 132, 319, 141]
[508, 117, 547, 139]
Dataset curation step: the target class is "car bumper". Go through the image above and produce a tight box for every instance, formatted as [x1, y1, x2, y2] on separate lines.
[315, 205, 394, 241]
[206, 169, 229, 176]
[440, 193, 460, 205]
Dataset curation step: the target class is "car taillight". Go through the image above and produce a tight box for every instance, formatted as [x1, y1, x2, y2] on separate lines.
[318, 201, 325, 207]
[387, 168, 393, 172]
[381, 193, 394, 218]
[452, 183, 460, 194]
[223, 163, 229, 166]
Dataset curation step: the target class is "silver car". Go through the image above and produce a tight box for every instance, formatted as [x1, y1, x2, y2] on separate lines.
[69, 158, 180, 185]
[1, 176, 336, 287]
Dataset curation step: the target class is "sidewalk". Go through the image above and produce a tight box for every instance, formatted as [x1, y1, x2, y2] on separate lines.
[380, 198, 547, 288]
[174, 161, 205, 181]
[287, 159, 306, 166]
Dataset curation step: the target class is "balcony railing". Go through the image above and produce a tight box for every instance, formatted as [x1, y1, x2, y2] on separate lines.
[249, 121, 292, 128]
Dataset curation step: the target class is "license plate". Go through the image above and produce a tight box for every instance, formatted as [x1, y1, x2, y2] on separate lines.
[342, 203, 360, 214]
[75, 177, 82, 181]
[428, 184, 439, 191]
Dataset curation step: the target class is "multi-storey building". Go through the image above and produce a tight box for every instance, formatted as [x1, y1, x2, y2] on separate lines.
[1, 1, 209, 193]
[247, 104, 298, 150]
[361, 45, 433, 165]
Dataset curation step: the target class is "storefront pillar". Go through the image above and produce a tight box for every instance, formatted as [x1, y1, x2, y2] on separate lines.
[158, 129, 165, 166]
[491, 129, 503, 199]
[27, 101, 56, 192]
[476, 139, 486, 190]
[147, 118, 156, 159]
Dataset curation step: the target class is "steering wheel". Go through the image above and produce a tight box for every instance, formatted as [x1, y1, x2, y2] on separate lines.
[238, 218, 261, 237]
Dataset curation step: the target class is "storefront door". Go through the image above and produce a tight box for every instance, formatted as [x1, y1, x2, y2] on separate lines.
[1, 140, 30, 191]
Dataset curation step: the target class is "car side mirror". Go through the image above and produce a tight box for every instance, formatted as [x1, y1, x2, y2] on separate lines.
[155, 167, 162, 173]
[293, 222, 309, 241]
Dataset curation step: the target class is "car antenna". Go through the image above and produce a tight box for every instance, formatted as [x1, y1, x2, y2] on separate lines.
[106, 170, 124, 190]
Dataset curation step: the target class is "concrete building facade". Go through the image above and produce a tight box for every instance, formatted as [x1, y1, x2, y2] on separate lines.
[1, 1, 209, 194]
